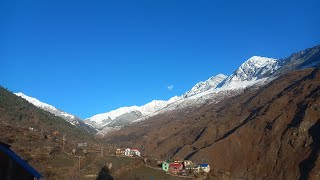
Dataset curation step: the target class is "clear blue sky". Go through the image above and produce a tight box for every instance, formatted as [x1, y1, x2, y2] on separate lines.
[1, 0, 319, 119]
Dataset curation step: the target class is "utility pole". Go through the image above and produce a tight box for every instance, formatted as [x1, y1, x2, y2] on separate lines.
[100, 142, 103, 157]
[60, 133, 63, 150]
[62, 133, 66, 152]
[78, 156, 81, 171]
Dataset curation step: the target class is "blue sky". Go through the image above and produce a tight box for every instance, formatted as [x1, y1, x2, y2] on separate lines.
[1, 0, 319, 119]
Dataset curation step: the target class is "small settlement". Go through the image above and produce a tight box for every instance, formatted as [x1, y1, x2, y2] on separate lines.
[114, 148, 210, 177]
[161, 160, 210, 175]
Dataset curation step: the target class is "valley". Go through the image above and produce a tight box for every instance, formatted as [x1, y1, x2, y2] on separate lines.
[1, 44, 320, 179]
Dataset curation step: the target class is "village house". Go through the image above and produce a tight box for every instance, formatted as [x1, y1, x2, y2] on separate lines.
[161, 159, 211, 176]
[0, 142, 43, 180]
[200, 163, 210, 173]
[162, 161, 170, 172]
[130, 148, 141, 157]
[195, 163, 210, 173]
[115, 148, 125, 156]
[125, 148, 131, 156]
[168, 162, 184, 174]
[183, 160, 193, 168]
[117, 148, 141, 157]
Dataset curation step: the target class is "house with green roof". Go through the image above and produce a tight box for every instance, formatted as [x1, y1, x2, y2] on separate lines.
[162, 161, 170, 172]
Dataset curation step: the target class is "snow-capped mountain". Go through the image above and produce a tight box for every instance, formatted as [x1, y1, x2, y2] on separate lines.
[183, 74, 227, 98]
[85, 73, 230, 129]
[218, 56, 279, 90]
[86, 56, 280, 131]
[15, 92, 79, 125]
[145, 57, 279, 116]
[85, 46, 320, 134]
[275, 45, 320, 75]
[85, 97, 180, 128]
[11, 45, 320, 136]
[86, 76, 223, 132]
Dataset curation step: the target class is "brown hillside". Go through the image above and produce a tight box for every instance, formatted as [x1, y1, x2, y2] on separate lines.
[104, 68, 320, 179]
[0, 87, 98, 179]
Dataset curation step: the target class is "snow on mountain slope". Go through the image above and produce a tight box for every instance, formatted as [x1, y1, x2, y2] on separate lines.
[85, 74, 227, 128]
[85, 98, 181, 128]
[15, 92, 77, 124]
[86, 46, 320, 134]
[139, 100, 167, 115]
[170, 57, 277, 104]
[87, 106, 140, 124]
[85, 74, 228, 128]
[86, 56, 281, 133]
[135, 56, 279, 120]
[183, 74, 227, 98]
[220, 56, 278, 89]
[15, 92, 97, 134]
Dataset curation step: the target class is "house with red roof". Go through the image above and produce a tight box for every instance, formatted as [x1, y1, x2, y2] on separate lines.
[169, 162, 183, 174]
[130, 148, 141, 157]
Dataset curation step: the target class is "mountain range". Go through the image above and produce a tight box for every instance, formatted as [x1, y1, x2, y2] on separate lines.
[84, 55, 283, 133]
[87, 45, 319, 135]
[102, 45, 320, 179]
[3, 44, 320, 179]
[14, 45, 320, 137]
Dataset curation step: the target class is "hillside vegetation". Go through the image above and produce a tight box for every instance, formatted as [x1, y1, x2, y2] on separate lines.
[0, 87, 95, 140]
[0, 87, 98, 178]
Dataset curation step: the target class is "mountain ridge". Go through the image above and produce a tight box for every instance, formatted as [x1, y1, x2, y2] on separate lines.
[86, 55, 280, 131]
[84, 73, 229, 129]
[14, 92, 96, 134]
[12, 45, 320, 135]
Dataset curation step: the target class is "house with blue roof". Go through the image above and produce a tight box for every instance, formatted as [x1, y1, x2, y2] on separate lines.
[0, 142, 43, 180]
[198, 163, 210, 173]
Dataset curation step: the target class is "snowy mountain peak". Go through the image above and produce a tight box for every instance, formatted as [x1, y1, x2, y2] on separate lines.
[220, 56, 279, 89]
[246, 56, 277, 64]
[238, 56, 278, 76]
[75, 56, 281, 131]
[183, 74, 227, 98]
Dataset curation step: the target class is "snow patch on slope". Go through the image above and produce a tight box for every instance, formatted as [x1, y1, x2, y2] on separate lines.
[85, 99, 176, 127]
[135, 56, 279, 122]
[183, 74, 227, 98]
[221, 56, 278, 89]
[15, 93, 76, 122]
[85, 74, 227, 127]
[87, 56, 281, 133]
